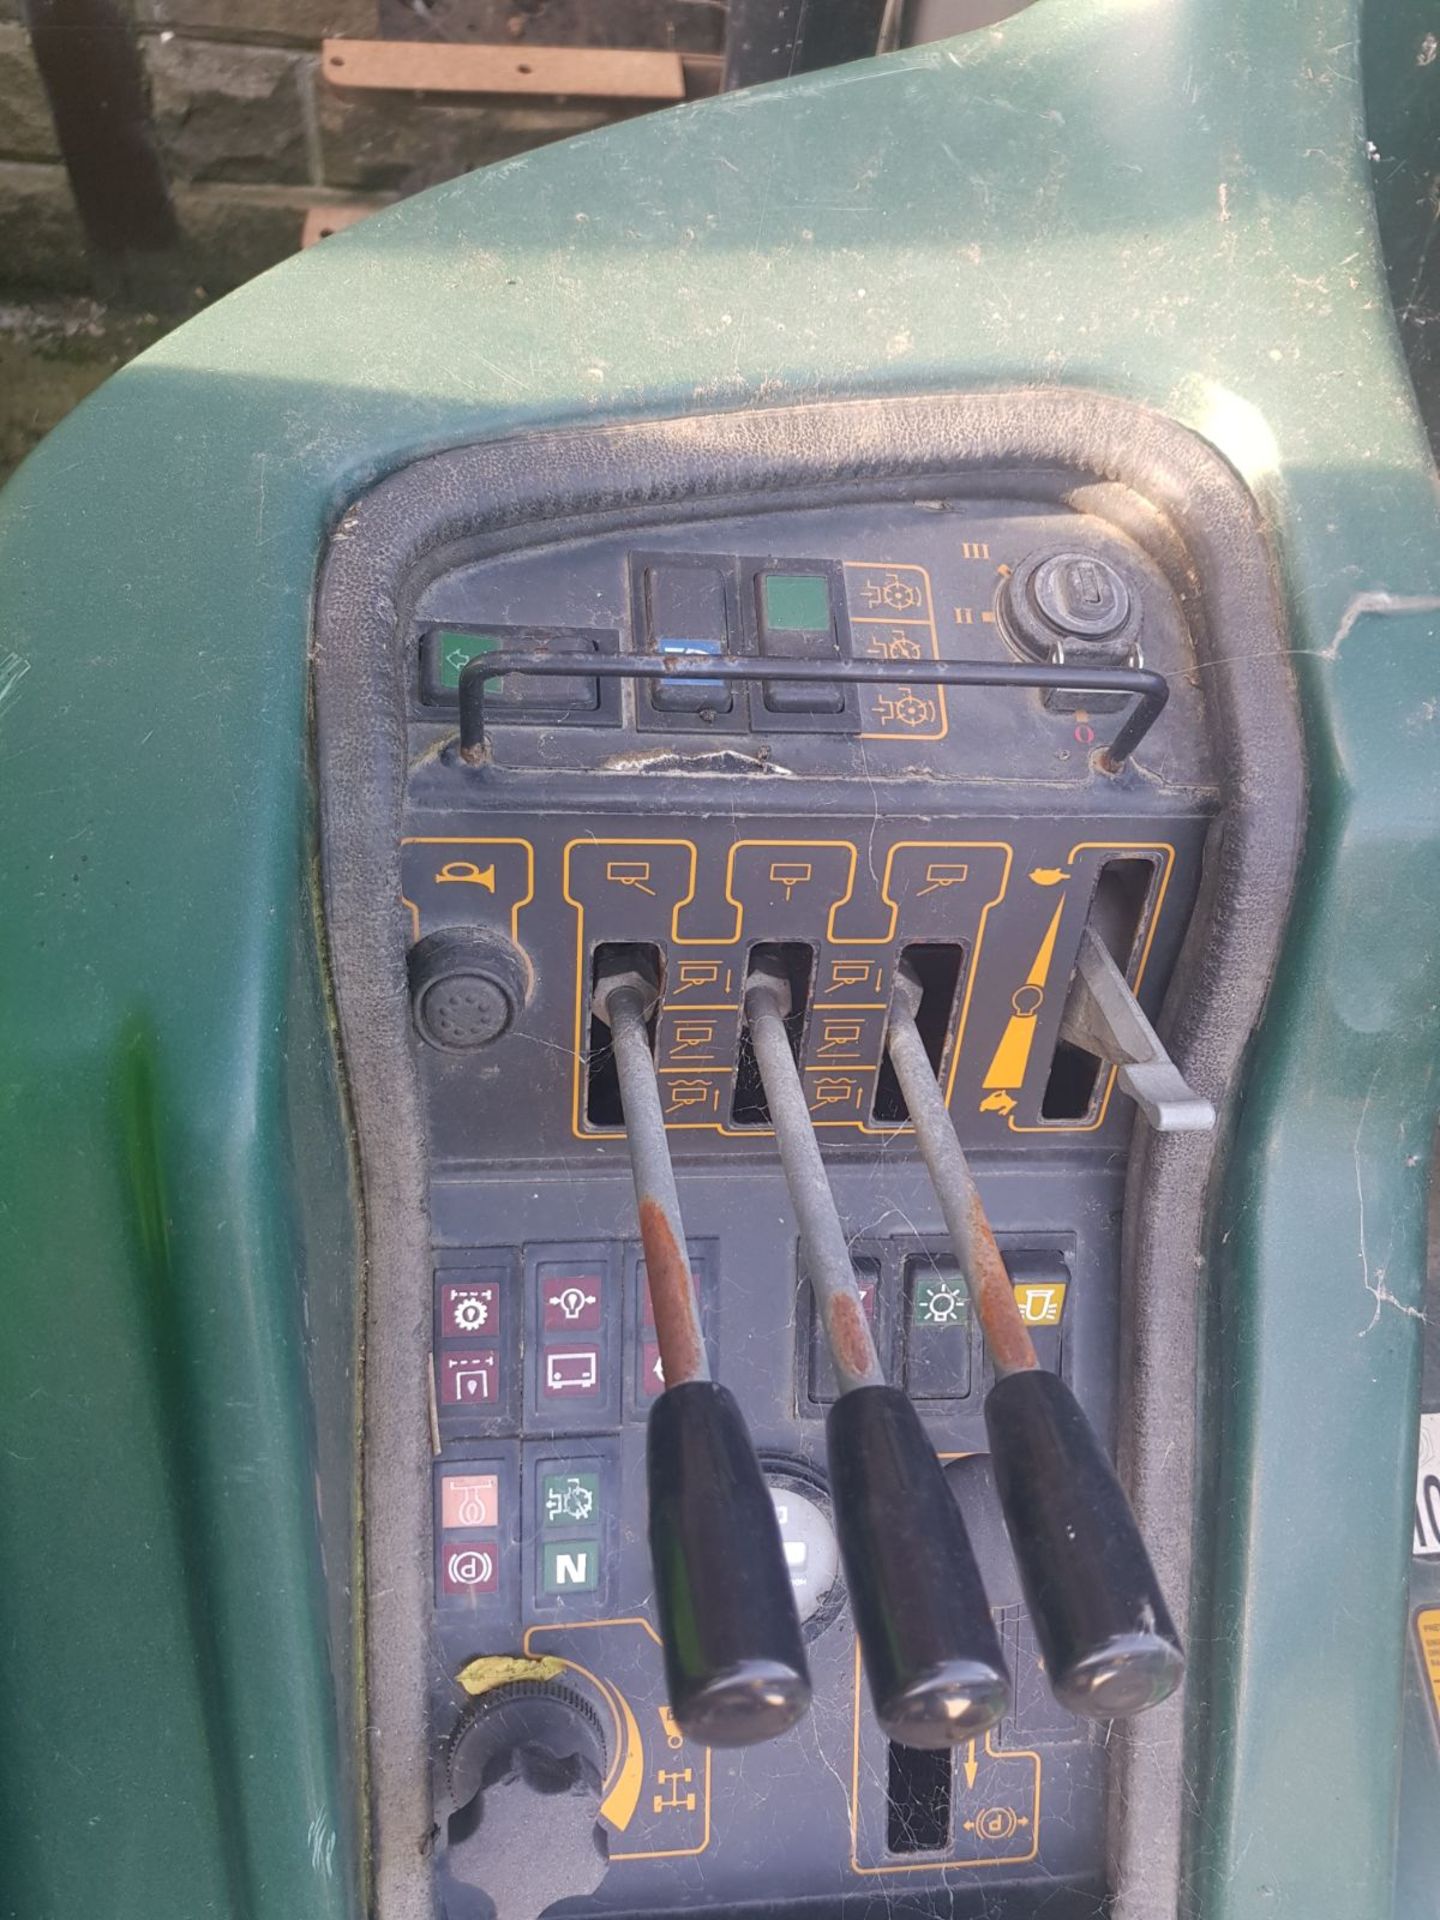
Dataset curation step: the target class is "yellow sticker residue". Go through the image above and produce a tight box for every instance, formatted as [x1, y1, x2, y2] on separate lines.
[456, 1654, 566, 1698]
[1416, 1609, 1440, 1729]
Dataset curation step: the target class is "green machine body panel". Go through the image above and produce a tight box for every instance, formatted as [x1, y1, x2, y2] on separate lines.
[1, 1, 1437, 1916]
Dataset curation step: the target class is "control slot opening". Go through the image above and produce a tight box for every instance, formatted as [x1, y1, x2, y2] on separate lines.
[585, 942, 663, 1128]
[731, 942, 814, 1127]
[886, 1740, 953, 1854]
[872, 943, 967, 1124]
[1041, 857, 1156, 1120]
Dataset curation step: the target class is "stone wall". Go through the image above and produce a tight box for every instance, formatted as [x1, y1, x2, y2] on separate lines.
[0, 1, 632, 299]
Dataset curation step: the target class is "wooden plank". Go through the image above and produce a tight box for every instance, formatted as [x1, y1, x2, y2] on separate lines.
[301, 204, 383, 249]
[320, 38, 685, 101]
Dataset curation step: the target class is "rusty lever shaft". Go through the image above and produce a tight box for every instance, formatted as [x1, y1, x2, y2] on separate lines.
[743, 955, 885, 1394]
[885, 965, 1038, 1377]
[598, 964, 709, 1388]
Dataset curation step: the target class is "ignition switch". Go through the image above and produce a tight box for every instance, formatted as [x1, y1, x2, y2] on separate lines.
[999, 549, 1142, 713]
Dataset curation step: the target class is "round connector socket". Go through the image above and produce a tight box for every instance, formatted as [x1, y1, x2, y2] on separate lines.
[408, 926, 530, 1051]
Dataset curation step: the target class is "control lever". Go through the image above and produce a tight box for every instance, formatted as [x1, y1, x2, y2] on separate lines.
[743, 951, 1009, 1750]
[592, 951, 810, 1748]
[885, 962, 1185, 1718]
[1058, 928, 1215, 1132]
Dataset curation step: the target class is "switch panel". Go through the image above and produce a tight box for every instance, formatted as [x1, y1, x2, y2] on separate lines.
[325, 446, 1223, 1919]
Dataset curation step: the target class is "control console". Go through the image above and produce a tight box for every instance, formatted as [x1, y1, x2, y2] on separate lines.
[314, 397, 1242, 1920]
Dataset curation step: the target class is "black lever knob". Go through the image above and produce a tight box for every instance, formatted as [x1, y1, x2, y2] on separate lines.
[985, 1368, 1183, 1718]
[648, 1380, 811, 1747]
[828, 1385, 1009, 1748]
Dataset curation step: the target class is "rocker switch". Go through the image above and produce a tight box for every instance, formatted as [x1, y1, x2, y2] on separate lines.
[645, 564, 732, 712]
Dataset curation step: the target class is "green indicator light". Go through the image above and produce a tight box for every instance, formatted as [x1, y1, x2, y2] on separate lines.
[542, 1539, 600, 1593]
[762, 572, 832, 633]
[438, 631, 503, 691]
[912, 1275, 969, 1329]
[541, 1471, 600, 1528]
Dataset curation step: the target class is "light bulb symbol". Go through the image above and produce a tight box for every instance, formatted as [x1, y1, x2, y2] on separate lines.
[922, 1283, 964, 1326]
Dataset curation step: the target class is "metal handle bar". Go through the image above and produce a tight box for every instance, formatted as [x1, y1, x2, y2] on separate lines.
[456, 650, 1168, 770]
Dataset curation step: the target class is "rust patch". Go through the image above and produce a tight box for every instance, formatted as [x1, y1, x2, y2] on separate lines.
[967, 1189, 1039, 1375]
[638, 1195, 705, 1386]
[826, 1289, 878, 1384]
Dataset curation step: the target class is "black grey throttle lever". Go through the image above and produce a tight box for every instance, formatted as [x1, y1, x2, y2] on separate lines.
[743, 950, 1009, 1750]
[592, 950, 810, 1749]
[885, 960, 1184, 1719]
